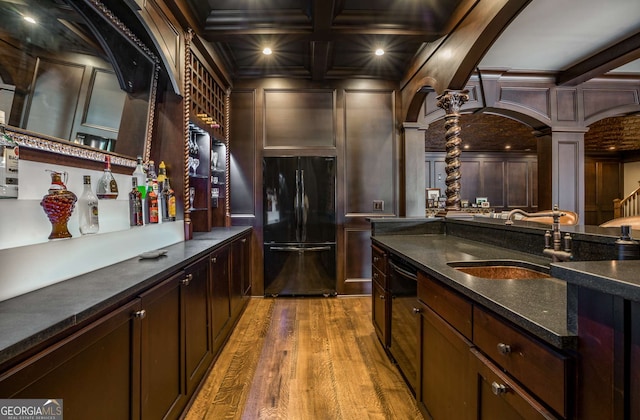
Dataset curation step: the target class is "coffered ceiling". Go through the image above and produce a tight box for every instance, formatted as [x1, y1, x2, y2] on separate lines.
[183, 0, 640, 152]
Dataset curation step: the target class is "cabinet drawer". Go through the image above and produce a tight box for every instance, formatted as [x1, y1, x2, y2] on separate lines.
[417, 272, 472, 340]
[372, 245, 388, 275]
[372, 266, 387, 289]
[471, 348, 559, 420]
[473, 306, 569, 418]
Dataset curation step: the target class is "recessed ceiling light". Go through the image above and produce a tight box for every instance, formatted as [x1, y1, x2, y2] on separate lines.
[505, 145, 511, 150]
[262, 47, 272, 55]
[463, 144, 470, 149]
[24, 16, 36, 24]
[609, 146, 616, 150]
[375, 48, 384, 56]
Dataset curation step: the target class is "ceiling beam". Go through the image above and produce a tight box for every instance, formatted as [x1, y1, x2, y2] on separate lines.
[310, 0, 335, 80]
[557, 31, 640, 86]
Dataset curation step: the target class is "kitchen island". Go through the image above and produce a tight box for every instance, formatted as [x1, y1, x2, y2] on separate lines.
[371, 216, 634, 420]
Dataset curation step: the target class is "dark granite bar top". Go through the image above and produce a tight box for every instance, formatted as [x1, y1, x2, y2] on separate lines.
[372, 234, 576, 350]
[0, 226, 251, 368]
[551, 260, 640, 302]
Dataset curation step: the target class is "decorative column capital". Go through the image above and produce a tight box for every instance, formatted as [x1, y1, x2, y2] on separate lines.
[436, 90, 470, 115]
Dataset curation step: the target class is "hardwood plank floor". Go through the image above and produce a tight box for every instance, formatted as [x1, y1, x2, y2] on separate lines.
[184, 297, 423, 420]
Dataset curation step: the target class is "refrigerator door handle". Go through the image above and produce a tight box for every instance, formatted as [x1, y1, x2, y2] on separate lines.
[269, 246, 332, 252]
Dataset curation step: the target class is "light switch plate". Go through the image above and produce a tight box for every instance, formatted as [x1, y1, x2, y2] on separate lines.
[373, 200, 384, 211]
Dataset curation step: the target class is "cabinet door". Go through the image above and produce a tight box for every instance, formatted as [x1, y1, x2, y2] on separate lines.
[372, 278, 389, 347]
[230, 234, 249, 319]
[471, 348, 558, 420]
[418, 302, 473, 420]
[183, 256, 213, 397]
[0, 299, 142, 420]
[140, 272, 186, 420]
[210, 246, 231, 352]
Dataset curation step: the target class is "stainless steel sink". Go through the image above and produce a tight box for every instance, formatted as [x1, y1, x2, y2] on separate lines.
[447, 260, 550, 280]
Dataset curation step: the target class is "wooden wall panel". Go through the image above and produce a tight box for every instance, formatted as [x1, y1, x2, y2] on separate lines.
[264, 90, 335, 148]
[425, 152, 537, 211]
[482, 161, 505, 207]
[344, 90, 395, 215]
[506, 161, 529, 208]
[230, 90, 256, 216]
[343, 228, 372, 295]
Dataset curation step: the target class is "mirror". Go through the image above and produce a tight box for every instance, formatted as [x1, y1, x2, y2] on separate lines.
[0, 0, 158, 164]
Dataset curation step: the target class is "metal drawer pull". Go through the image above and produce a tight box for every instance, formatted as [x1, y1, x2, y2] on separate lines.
[497, 343, 511, 355]
[373, 256, 379, 263]
[373, 272, 378, 279]
[379, 295, 385, 300]
[134, 309, 146, 319]
[181, 273, 193, 286]
[491, 382, 508, 396]
[211, 256, 217, 263]
[412, 307, 421, 314]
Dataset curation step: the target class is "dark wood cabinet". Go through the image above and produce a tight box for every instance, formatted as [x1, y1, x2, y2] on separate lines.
[0, 299, 142, 420]
[231, 233, 251, 319]
[183, 256, 213, 396]
[139, 271, 186, 420]
[210, 245, 231, 353]
[0, 231, 252, 420]
[417, 287, 473, 420]
[371, 245, 389, 347]
[413, 270, 569, 420]
[471, 348, 557, 419]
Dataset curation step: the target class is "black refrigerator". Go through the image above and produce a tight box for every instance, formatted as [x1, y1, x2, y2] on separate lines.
[263, 156, 337, 297]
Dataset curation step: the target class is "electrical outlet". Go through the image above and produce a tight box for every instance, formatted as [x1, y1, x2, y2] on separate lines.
[373, 200, 384, 211]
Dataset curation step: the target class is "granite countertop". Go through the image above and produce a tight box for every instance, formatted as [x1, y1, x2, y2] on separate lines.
[551, 260, 640, 302]
[372, 234, 575, 350]
[0, 226, 251, 368]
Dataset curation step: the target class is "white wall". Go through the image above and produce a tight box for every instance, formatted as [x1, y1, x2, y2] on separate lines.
[0, 159, 184, 302]
[624, 161, 640, 197]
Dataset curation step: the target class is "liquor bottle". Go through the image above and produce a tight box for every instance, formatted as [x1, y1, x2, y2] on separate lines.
[0, 111, 18, 198]
[78, 175, 99, 234]
[129, 177, 143, 226]
[96, 155, 119, 199]
[157, 161, 167, 190]
[132, 156, 147, 199]
[147, 179, 159, 224]
[161, 177, 176, 222]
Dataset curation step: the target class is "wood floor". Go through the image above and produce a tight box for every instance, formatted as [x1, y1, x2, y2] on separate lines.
[184, 296, 423, 420]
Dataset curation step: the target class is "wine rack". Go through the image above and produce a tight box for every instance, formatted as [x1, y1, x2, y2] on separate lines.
[190, 52, 225, 140]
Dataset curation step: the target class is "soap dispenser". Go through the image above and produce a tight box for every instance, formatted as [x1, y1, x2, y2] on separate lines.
[615, 225, 640, 260]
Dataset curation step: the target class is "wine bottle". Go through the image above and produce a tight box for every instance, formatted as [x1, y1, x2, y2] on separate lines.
[78, 175, 99, 234]
[129, 177, 143, 226]
[96, 155, 119, 199]
[161, 177, 176, 222]
[0, 111, 18, 198]
[132, 156, 147, 199]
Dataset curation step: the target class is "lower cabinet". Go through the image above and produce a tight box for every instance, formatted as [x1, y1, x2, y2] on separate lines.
[414, 270, 570, 420]
[0, 299, 142, 419]
[140, 271, 187, 420]
[418, 302, 473, 420]
[210, 246, 231, 353]
[0, 232, 252, 420]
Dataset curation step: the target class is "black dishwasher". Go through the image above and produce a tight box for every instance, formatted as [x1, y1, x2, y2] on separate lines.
[388, 257, 418, 394]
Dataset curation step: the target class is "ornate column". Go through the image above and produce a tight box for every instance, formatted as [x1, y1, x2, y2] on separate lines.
[436, 89, 469, 211]
[183, 28, 194, 239]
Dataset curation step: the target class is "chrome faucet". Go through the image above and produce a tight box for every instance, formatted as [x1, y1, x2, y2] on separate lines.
[505, 205, 573, 262]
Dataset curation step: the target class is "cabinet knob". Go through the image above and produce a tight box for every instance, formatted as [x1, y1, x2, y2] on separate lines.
[497, 343, 512, 355]
[181, 273, 193, 286]
[373, 272, 378, 279]
[379, 295, 385, 300]
[373, 256, 379, 263]
[491, 381, 508, 396]
[412, 307, 421, 314]
[241, 238, 247, 243]
[211, 256, 217, 263]
[134, 309, 146, 319]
